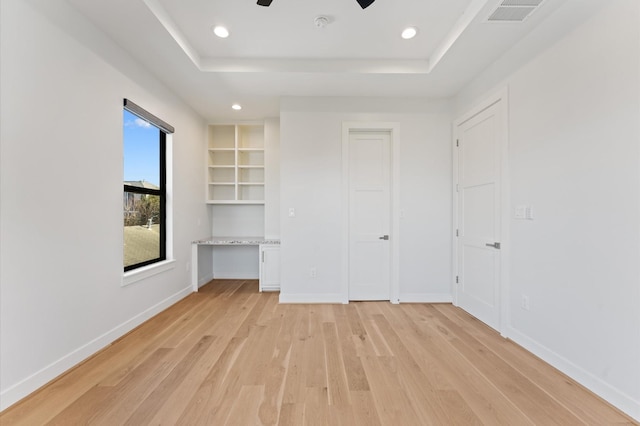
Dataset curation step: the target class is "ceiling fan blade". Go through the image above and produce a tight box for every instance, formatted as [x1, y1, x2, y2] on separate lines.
[356, 0, 375, 9]
[258, 0, 372, 8]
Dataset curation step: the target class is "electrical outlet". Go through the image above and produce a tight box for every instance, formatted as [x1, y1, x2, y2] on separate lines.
[310, 267, 317, 278]
[521, 295, 530, 311]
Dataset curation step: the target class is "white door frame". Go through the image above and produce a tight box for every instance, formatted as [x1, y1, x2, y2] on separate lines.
[342, 122, 401, 304]
[452, 88, 510, 336]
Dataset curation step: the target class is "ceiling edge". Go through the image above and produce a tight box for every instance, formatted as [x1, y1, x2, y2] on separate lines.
[143, 0, 492, 75]
[428, 0, 492, 72]
[143, 0, 202, 68]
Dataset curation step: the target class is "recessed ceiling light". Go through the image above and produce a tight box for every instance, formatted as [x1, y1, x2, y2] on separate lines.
[401, 27, 418, 40]
[232, 104, 242, 111]
[213, 26, 229, 38]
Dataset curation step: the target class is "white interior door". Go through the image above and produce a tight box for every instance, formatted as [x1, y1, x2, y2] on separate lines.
[348, 131, 391, 301]
[456, 101, 503, 330]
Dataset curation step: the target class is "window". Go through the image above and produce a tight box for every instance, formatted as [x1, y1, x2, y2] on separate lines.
[123, 99, 173, 272]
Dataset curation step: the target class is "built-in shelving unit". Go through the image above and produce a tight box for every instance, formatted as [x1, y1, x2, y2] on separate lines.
[207, 123, 265, 204]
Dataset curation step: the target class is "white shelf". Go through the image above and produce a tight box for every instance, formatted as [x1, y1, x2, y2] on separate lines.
[207, 123, 265, 204]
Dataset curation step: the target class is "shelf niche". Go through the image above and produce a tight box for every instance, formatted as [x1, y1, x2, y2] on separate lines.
[207, 123, 265, 204]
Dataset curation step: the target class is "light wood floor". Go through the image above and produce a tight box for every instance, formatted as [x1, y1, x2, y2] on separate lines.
[1, 280, 636, 425]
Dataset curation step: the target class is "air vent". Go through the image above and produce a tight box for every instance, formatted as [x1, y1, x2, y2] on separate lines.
[487, 0, 544, 22]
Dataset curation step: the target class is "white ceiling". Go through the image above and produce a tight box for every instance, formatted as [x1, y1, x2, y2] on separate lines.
[157, 0, 472, 60]
[64, 0, 604, 121]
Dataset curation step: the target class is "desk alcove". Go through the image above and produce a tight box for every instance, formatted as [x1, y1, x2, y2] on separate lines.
[191, 237, 280, 292]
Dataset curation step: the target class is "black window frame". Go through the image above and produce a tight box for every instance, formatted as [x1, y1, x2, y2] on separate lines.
[123, 99, 173, 272]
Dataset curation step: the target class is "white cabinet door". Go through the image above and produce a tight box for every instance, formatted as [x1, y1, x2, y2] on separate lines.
[259, 244, 280, 291]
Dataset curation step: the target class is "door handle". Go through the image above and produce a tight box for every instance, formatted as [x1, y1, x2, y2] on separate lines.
[379, 235, 389, 240]
[485, 242, 501, 249]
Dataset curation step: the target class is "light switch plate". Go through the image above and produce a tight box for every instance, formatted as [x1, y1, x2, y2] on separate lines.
[525, 206, 534, 220]
[515, 205, 534, 220]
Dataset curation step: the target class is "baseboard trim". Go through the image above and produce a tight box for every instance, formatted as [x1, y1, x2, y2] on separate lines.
[0, 286, 193, 412]
[197, 272, 214, 288]
[279, 293, 348, 304]
[506, 326, 640, 422]
[279, 293, 453, 305]
[212, 273, 259, 280]
[399, 293, 453, 303]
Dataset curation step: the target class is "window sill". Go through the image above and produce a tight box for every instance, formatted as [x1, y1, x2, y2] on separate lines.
[122, 259, 175, 287]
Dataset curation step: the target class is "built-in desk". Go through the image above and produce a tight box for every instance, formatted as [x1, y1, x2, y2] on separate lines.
[191, 237, 280, 292]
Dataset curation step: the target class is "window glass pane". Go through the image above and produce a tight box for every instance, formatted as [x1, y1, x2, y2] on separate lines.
[123, 110, 160, 187]
[123, 108, 163, 270]
[124, 193, 161, 267]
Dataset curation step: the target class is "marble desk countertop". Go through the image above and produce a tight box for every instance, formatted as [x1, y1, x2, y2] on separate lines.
[192, 236, 280, 245]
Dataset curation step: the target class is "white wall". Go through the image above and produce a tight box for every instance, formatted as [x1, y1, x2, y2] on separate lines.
[264, 118, 281, 239]
[0, 0, 209, 410]
[279, 98, 453, 303]
[209, 204, 263, 279]
[455, 1, 640, 419]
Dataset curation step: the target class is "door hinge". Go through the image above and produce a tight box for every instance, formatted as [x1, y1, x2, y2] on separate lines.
[456, 139, 459, 147]
[262, 251, 265, 262]
[456, 276, 459, 284]
[456, 229, 459, 237]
